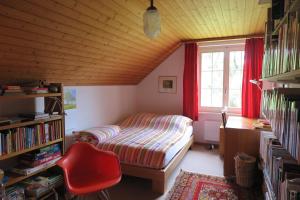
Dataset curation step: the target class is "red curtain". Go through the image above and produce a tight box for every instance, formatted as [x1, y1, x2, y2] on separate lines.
[241, 38, 264, 118]
[183, 43, 199, 121]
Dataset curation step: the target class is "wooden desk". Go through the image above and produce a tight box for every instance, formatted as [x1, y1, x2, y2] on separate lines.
[220, 116, 269, 176]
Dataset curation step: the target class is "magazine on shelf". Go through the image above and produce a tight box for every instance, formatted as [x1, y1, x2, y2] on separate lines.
[11, 157, 61, 176]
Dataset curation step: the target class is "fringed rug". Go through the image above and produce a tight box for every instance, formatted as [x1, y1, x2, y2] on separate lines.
[167, 171, 258, 200]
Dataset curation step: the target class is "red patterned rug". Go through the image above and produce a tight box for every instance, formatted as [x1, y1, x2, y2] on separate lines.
[167, 171, 257, 200]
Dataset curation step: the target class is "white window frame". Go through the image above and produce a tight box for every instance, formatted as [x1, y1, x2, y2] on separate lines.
[198, 40, 245, 114]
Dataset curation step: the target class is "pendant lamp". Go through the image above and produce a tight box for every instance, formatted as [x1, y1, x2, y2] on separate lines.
[143, 0, 161, 39]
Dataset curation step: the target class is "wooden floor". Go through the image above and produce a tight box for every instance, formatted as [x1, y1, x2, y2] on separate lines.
[109, 144, 224, 200]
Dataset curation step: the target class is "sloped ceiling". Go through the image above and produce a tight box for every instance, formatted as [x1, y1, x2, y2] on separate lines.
[0, 0, 269, 85]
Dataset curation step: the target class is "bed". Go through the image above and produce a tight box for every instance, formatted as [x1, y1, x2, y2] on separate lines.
[73, 113, 194, 193]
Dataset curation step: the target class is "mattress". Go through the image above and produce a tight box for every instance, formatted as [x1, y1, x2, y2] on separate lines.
[161, 125, 193, 168]
[97, 113, 193, 169]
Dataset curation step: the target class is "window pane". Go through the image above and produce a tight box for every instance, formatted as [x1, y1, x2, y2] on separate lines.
[212, 70, 223, 89]
[201, 71, 212, 89]
[200, 52, 224, 108]
[230, 51, 244, 70]
[229, 70, 243, 90]
[229, 51, 244, 108]
[201, 89, 212, 107]
[201, 53, 213, 71]
[229, 89, 242, 108]
[213, 52, 224, 70]
[212, 89, 223, 107]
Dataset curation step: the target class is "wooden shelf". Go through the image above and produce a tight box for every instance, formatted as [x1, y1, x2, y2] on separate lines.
[0, 93, 62, 100]
[272, 0, 300, 35]
[262, 69, 300, 82]
[0, 138, 63, 161]
[0, 115, 63, 131]
[5, 163, 58, 187]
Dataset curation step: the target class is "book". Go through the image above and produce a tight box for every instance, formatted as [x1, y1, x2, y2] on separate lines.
[11, 157, 61, 175]
[2, 92, 25, 96]
[23, 87, 49, 94]
[6, 184, 25, 200]
[23, 174, 63, 198]
[0, 117, 11, 126]
[20, 152, 61, 167]
[4, 89, 23, 93]
[3, 86, 21, 90]
[19, 112, 49, 120]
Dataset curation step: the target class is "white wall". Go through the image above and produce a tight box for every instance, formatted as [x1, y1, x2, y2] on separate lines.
[64, 85, 136, 130]
[137, 45, 184, 114]
[64, 85, 137, 147]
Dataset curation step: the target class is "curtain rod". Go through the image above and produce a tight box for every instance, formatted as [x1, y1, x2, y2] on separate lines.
[182, 34, 264, 44]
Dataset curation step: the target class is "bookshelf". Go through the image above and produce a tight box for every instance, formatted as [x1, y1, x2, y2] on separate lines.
[0, 93, 62, 100]
[0, 83, 65, 189]
[262, 0, 300, 81]
[263, 69, 300, 82]
[261, 0, 300, 199]
[272, 0, 300, 35]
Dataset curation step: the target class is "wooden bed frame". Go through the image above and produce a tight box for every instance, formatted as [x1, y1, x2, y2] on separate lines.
[120, 135, 194, 194]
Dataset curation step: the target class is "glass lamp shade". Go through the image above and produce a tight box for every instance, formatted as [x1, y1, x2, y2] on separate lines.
[143, 8, 161, 39]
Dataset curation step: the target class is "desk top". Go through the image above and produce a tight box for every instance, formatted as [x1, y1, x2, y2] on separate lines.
[226, 116, 256, 130]
[225, 116, 272, 131]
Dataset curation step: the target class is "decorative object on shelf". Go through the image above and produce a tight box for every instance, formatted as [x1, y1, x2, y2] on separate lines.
[45, 97, 66, 116]
[48, 85, 58, 93]
[64, 88, 77, 110]
[158, 76, 177, 93]
[143, 0, 161, 39]
[249, 79, 262, 91]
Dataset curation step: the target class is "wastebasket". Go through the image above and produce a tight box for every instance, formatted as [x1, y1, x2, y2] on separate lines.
[234, 153, 256, 188]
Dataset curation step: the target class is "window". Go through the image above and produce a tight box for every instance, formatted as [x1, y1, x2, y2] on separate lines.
[228, 51, 244, 108]
[200, 52, 224, 107]
[199, 41, 245, 113]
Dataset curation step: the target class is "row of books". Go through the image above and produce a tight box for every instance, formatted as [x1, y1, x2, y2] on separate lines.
[1, 85, 25, 96]
[260, 131, 300, 200]
[262, 10, 300, 78]
[262, 89, 300, 162]
[0, 85, 49, 96]
[6, 173, 63, 199]
[11, 144, 61, 175]
[19, 143, 61, 168]
[0, 120, 63, 156]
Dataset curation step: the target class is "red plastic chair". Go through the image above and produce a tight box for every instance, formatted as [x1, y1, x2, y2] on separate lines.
[56, 142, 122, 199]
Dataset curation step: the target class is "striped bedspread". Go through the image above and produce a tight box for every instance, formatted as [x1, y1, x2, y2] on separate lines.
[97, 113, 192, 169]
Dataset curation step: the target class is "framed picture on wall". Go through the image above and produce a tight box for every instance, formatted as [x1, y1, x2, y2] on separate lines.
[64, 88, 77, 110]
[158, 76, 177, 93]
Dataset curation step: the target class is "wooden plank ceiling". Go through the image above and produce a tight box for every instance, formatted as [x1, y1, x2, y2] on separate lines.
[0, 0, 269, 85]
